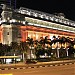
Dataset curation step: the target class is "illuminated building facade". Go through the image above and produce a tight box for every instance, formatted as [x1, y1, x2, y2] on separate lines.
[0, 4, 75, 45]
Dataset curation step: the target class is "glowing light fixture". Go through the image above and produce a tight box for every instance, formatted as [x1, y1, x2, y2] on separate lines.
[22, 21, 25, 24]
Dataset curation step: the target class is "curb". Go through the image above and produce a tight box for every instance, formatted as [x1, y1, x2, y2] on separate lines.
[0, 62, 74, 70]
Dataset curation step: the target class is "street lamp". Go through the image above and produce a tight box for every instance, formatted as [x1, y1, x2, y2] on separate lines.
[29, 45, 34, 59]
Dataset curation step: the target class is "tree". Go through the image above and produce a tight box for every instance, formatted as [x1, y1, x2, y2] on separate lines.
[20, 41, 29, 61]
[46, 46, 52, 56]
[3, 44, 11, 56]
[0, 43, 11, 56]
[10, 42, 19, 56]
[27, 37, 34, 45]
[39, 37, 44, 45]
[35, 44, 45, 59]
[27, 37, 34, 59]
[0, 43, 5, 56]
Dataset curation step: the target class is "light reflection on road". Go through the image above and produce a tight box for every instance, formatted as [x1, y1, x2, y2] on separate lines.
[0, 64, 75, 75]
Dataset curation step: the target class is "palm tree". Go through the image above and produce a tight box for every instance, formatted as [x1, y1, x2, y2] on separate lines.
[35, 43, 45, 59]
[10, 42, 18, 55]
[60, 36, 72, 57]
[66, 38, 75, 57]
[51, 36, 59, 58]
[10, 42, 19, 63]
[27, 37, 34, 59]
[3, 44, 11, 56]
[19, 41, 29, 61]
[51, 36, 66, 58]
[39, 37, 44, 46]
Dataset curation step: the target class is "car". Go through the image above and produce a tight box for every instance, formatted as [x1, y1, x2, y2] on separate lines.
[26, 59, 37, 64]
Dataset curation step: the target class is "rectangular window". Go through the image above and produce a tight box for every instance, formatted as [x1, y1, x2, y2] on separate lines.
[7, 32, 9, 35]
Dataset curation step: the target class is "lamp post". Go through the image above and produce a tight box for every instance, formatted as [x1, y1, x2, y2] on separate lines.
[29, 45, 34, 60]
[66, 48, 69, 57]
[57, 42, 60, 58]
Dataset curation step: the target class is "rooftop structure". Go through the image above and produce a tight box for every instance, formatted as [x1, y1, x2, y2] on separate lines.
[15, 7, 75, 27]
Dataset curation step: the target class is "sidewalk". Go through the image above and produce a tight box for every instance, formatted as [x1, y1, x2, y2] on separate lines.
[0, 59, 75, 68]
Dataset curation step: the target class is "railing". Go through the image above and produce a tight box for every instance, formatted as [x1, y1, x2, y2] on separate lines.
[0, 56, 21, 64]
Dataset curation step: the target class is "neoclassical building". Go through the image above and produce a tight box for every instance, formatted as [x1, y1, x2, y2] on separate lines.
[0, 4, 75, 45]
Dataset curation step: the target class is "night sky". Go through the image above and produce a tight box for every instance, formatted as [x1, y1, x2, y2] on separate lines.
[17, 0, 75, 21]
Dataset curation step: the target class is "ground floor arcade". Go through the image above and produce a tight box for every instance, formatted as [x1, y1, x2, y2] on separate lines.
[20, 25, 75, 59]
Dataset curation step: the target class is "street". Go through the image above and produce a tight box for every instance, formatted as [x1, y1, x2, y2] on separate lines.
[0, 64, 75, 75]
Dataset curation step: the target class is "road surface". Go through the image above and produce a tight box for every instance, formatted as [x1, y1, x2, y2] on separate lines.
[0, 64, 75, 75]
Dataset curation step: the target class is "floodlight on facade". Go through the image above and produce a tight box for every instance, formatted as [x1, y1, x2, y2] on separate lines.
[58, 19, 61, 23]
[67, 22, 69, 25]
[55, 18, 59, 22]
[33, 13, 38, 17]
[45, 16, 49, 20]
[70, 23, 73, 26]
[22, 21, 26, 25]
[40, 14, 44, 18]
[2, 19, 7, 22]
[50, 17, 54, 21]
[73, 24, 75, 26]
[28, 22, 33, 25]
[27, 12, 31, 15]
[21, 10, 25, 14]
[0, 21, 1, 24]
[10, 19, 16, 23]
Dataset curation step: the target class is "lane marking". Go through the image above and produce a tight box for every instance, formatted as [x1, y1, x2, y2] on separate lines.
[24, 70, 39, 74]
[60, 64, 63, 66]
[0, 74, 13, 75]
